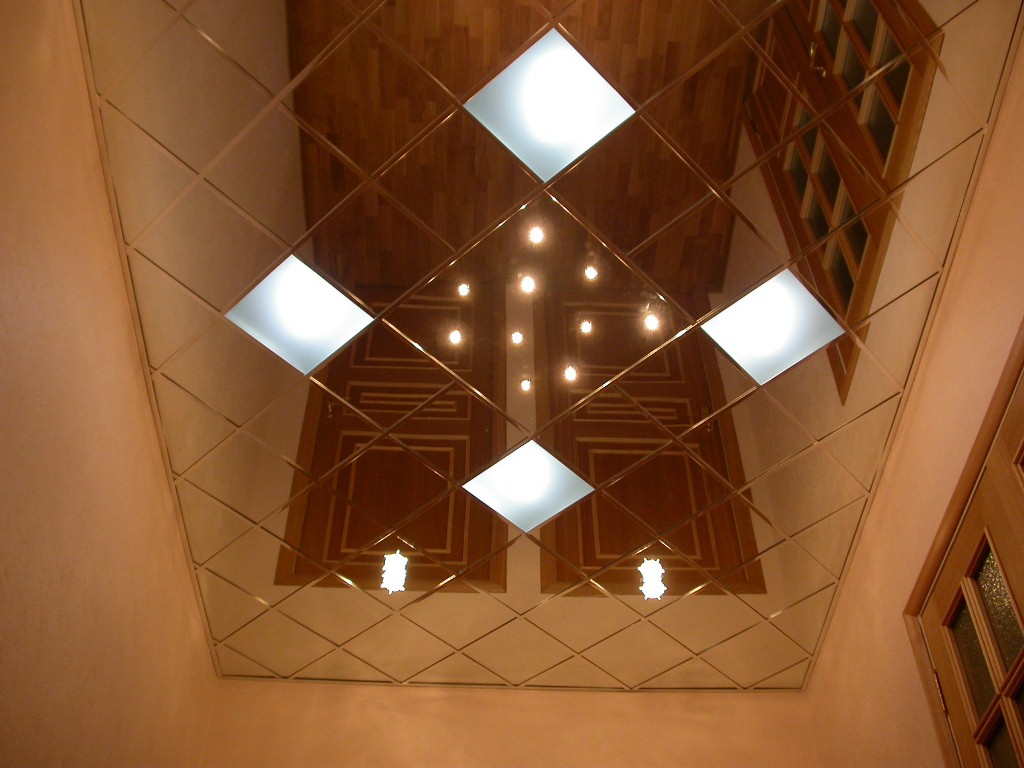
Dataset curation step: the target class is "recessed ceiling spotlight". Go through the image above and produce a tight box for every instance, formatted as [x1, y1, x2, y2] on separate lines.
[448, 329, 463, 345]
[464, 30, 635, 181]
[638, 558, 666, 600]
[528, 226, 545, 244]
[457, 283, 471, 297]
[584, 265, 599, 281]
[702, 270, 844, 384]
[579, 320, 593, 334]
[226, 255, 373, 375]
[520, 378, 533, 392]
[644, 313, 660, 331]
[462, 440, 594, 531]
[381, 551, 408, 595]
[521, 275, 537, 293]
[511, 330, 525, 345]
[564, 365, 578, 382]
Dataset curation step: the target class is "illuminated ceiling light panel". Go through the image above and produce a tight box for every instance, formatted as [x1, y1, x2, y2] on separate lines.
[702, 270, 843, 385]
[463, 441, 594, 532]
[226, 256, 373, 375]
[584, 265, 599, 280]
[465, 30, 634, 182]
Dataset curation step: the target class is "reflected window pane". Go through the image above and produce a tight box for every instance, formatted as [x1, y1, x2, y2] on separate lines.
[808, 197, 830, 239]
[951, 602, 996, 716]
[789, 151, 809, 198]
[987, 720, 1021, 768]
[818, 151, 841, 205]
[842, 46, 866, 91]
[852, 0, 878, 47]
[976, 550, 1024, 669]
[827, 250, 854, 309]
[880, 33, 910, 104]
[867, 95, 896, 160]
[820, 4, 842, 56]
[842, 200, 869, 264]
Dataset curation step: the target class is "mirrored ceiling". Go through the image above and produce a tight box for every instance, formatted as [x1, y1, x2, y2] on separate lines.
[78, 0, 1021, 689]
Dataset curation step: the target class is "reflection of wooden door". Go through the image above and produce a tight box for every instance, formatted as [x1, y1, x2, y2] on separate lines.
[915, 334, 1024, 766]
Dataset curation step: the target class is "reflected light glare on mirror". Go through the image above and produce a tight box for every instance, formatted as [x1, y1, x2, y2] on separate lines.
[448, 329, 463, 345]
[564, 365, 578, 382]
[462, 440, 595, 531]
[381, 551, 409, 595]
[225, 255, 373, 375]
[457, 283, 471, 297]
[511, 330, 525, 345]
[579, 319, 593, 334]
[520, 378, 533, 392]
[643, 313, 660, 331]
[638, 558, 667, 600]
[528, 226, 545, 244]
[463, 30, 634, 181]
[702, 270, 844, 384]
[584, 265, 599, 281]
[521, 275, 537, 293]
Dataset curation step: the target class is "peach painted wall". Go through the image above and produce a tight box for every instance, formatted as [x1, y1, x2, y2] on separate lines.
[0, 1, 215, 765]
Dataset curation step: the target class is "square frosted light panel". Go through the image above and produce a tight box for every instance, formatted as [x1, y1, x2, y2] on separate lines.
[701, 270, 844, 384]
[465, 30, 634, 182]
[463, 441, 594, 532]
[226, 256, 373, 374]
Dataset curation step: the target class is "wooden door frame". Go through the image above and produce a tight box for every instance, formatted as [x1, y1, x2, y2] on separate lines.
[906, 318, 1024, 766]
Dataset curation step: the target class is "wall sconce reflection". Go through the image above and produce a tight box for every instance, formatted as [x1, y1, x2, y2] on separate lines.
[579, 319, 593, 334]
[564, 365, 578, 382]
[643, 313, 660, 331]
[521, 275, 537, 293]
[448, 329, 463, 345]
[528, 226, 545, 244]
[584, 265, 599, 281]
[457, 283, 471, 297]
[638, 558, 666, 600]
[382, 550, 409, 595]
[511, 330, 525, 345]
[520, 378, 533, 392]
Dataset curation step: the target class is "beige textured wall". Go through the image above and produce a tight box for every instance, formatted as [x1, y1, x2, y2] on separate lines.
[0, 1, 215, 765]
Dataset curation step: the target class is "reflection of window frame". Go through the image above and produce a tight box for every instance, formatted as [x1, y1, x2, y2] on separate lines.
[747, 0, 939, 400]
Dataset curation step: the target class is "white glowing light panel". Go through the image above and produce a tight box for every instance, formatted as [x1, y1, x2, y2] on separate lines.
[465, 30, 634, 182]
[702, 271, 844, 385]
[226, 256, 373, 375]
[463, 441, 594, 532]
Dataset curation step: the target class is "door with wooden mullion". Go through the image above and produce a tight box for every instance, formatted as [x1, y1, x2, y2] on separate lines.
[920, 368, 1024, 766]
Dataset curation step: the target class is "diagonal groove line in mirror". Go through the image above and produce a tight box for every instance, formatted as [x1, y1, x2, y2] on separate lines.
[98, 3, 381, 254]
[79, 0, 201, 99]
[213, 641, 279, 679]
[764, 581, 839, 654]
